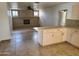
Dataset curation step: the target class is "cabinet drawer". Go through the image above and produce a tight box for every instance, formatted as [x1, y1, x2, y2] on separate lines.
[44, 29, 57, 33]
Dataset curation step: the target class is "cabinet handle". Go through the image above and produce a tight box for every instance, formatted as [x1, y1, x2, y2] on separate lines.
[52, 34, 54, 37]
[57, 29, 60, 31]
[62, 33, 64, 35]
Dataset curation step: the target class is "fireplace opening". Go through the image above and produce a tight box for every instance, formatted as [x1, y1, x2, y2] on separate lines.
[23, 19, 30, 24]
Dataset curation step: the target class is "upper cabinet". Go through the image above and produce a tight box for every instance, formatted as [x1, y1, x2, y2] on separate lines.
[71, 4, 79, 19]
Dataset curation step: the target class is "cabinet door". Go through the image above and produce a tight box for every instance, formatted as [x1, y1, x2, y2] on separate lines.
[42, 29, 65, 46]
[54, 29, 65, 43]
[66, 28, 73, 42]
[70, 29, 79, 47]
[42, 29, 56, 46]
[72, 4, 79, 19]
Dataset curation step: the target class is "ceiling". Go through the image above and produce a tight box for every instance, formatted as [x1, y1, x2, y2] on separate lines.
[8, 2, 66, 9]
[39, 2, 65, 7]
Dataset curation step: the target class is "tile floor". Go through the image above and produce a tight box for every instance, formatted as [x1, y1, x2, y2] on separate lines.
[0, 29, 79, 56]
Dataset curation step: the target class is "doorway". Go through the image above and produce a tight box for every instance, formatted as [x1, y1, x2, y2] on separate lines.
[58, 10, 67, 26]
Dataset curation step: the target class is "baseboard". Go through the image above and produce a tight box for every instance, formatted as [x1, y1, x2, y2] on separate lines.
[66, 41, 79, 49]
[40, 41, 67, 47]
[39, 41, 79, 49]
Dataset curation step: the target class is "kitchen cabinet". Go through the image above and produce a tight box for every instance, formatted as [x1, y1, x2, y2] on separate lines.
[35, 27, 79, 47]
[71, 4, 79, 19]
[67, 28, 79, 47]
[42, 29, 57, 46]
[37, 28, 67, 46]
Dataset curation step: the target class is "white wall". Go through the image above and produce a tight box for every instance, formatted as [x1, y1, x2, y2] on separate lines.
[39, 7, 57, 26]
[0, 3, 11, 41]
[39, 3, 75, 27]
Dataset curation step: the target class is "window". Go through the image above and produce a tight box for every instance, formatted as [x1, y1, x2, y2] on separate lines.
[34, 10, 39, 16]
[12, 10, 18, 17]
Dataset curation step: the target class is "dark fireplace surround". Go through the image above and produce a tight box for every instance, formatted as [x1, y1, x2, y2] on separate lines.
[23, 19, 30, 24]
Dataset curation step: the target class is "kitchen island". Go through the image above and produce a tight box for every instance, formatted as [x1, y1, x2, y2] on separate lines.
[33, 26, 79, 47]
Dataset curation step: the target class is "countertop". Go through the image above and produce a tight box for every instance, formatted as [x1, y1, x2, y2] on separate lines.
[33, 26, 79, 31]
